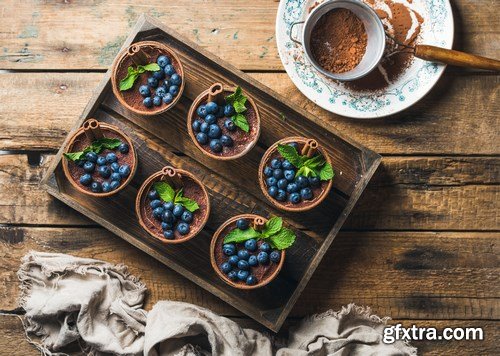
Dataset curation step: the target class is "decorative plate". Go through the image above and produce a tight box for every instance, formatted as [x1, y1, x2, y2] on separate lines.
[276, 0, 454, 118]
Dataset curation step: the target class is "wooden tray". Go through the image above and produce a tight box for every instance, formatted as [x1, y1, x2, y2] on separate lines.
[41, 15, 381, 332]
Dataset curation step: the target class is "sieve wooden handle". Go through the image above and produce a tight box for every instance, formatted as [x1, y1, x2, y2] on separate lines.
[414, 45, 500, 71]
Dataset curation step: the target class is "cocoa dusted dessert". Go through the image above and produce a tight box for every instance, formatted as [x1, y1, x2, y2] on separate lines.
[136, 166, 210, 243]
[187, 83, 260, 160]
[259, 137, 334, 212]
[211, 214, 296, 289]
[62, 119, 136, 196]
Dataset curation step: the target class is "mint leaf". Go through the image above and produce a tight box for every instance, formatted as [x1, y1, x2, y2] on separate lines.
[92, 138, 122, 151]
[302, 155, 325, 169]
[233, 100, 247, 114]
[297, 165, 316, 178]
[154, 182, 176, 202]
[172, 188, 200, 212]
[319, 163, 334, 181]
[269, 227, 296, 250]
[232, 114, 249, 133]
[119, 72, 139, 91]
[277, 144, 302, 167]
[224, 227, 261, 244]
[261, 216, 282, 238]
[225, 86, 243, 105]
[63, 151, 85, 162]
[140, 63, 161, 72]
[119, 63, 159, 91]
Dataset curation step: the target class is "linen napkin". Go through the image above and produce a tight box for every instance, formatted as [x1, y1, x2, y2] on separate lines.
[17, 251, 416, 355]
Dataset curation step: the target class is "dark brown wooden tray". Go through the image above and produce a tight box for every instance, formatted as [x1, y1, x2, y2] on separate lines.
[41, 14, 381, 332]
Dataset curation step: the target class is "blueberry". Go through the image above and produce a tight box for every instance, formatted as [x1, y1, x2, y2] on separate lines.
[173, 204, 185, 218]
[289, 192, 301, 204]
[236, 219, 249, 230]
[223, 243, 236, 256]
[162, 210, 175, 223]
[98, 165, 111, 178]
[110, 180, 120, 190]
[153, 95, 162, 106]
[260, 242, 271, 252]
[204, 114, 217, 124]
[150, 199, 163, 209]
[237, 249, 250, 260]
[169, 85, 179, 96]
[284, 170, 296, 182]
[139, 85, 151, 97]
[273, 169, 283, 179]
[110, 172, 120, 182]
[147, 189, 158, 200]
[111, 162, 120, 172]
[263, 166, 273, 177]
[277, 178, 288, 189]
[296, 175, 309, 188]
[196, 132, 209, 145]
[106, 152, 117, 163]
[156, 86, 167, 98]
[224, 119, 236, 131]
[282, 160, 294, 170]
[237, 260, 250, 271]
[79, 174, 92, 186]
[118, 164, 131, 177]
[205, 101, 218, 114]
[221, 135, 233, 147]
[276, 189, 287, 202]
[192, 120, 202, 133]
[209, 139, 222, 153]
[96, 156, 107, 166]
[248, 255, 258, 267]
[288, 142, 299, 150]
[143, 97, 153, 107]
[245, 239, 257, 251]
[208, 124, 222, 139]
[152, 70, 165, 80]
[228, 255, 239, 266]
[286, 182, 299, 193]
[301, 187, 313, 200]
[197, 105, 207, 118]
[162, 93, 173, 104]
[163, 230, 175, 239]
[157, 55, 170, 67]
[153, 207, 164, 220]
[216, 105, 225, 118]
[147, 77, 159, 88]
[266, 177, 277, 187]
[270, 158, 282, 169]
[220, 262, 232, 274]
[90, 181, 102, 193]
[270, 250, 281, 263]
[85, 152, 98, 163]
[309, 176, 321, 187]
[181, 210, 193, 223]
[227, 270, 238, 281]
[200, 122, 209, 133]
[163, 201, 174, 211]
[102, 181, 112, 193]
[177, 222, 190, 235]
[246, 275, 258, 285]
[118, 143, 129, 154]
[170, 73, 182, 85]
[164, 64, 176, 76]
[257, 251, 269, 264]
[161, 222, 173, 230]
[268, 186, 278, 197]
[83, 161, 95, 173]
[237, 270, 249, 281]
[223, 104, 235, 117]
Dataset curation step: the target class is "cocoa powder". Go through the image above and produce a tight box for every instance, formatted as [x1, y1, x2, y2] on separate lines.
[310, 9, 368, 74]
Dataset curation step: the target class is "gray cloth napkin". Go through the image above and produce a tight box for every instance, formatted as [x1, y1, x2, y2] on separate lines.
[18, 251, 416, 356]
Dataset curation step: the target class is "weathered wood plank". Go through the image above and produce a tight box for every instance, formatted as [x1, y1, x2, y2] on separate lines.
[0, 0, 497, 70]
[1, 226, 498, 320]
[1, 154, 498, 230]
[0, 72, 498, 154]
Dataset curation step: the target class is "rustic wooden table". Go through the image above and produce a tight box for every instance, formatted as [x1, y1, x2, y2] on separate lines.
[0, 1, 498, 354]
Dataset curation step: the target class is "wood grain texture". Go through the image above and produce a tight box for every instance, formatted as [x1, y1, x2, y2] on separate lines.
[0, 72, 498, 154]
[1, 226, 498, 320]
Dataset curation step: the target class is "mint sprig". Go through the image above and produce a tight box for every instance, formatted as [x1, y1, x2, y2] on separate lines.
[153, 182, 200, 213]
[277, 144, 334, 181]
[225, 86, 250, 133]
[64, 138, 122, 162]
[119, 63, 160, 91]
[223, 216, 296, 250]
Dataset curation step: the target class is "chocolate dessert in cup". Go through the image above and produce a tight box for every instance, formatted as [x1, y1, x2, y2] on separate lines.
[187, 83, 260, 160]
[258, 137, 334, 212]
[62, 119, 137, 197]
[111, 41, 185, 116]
[136, 166, 210, 244]
[211, 214, 296, 289]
